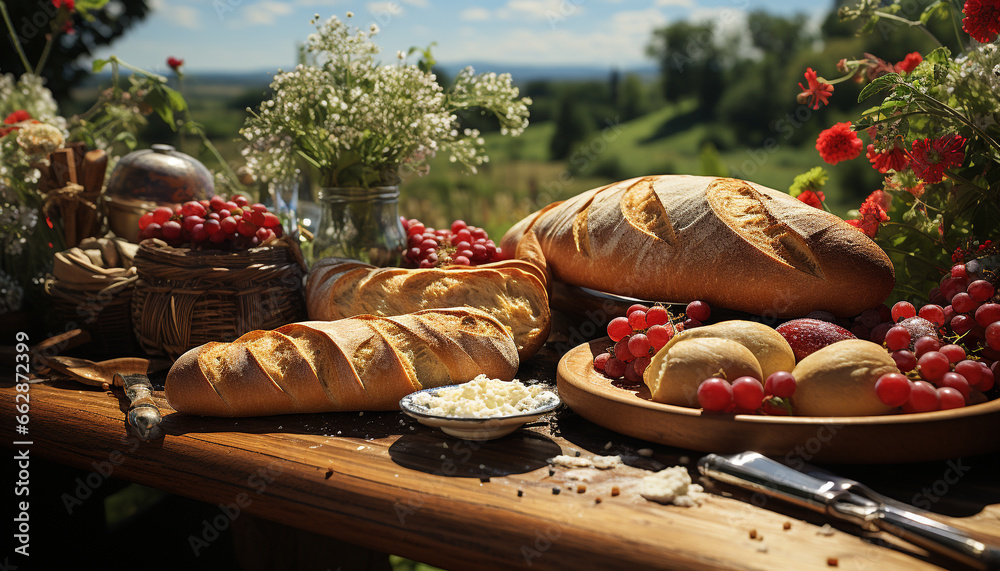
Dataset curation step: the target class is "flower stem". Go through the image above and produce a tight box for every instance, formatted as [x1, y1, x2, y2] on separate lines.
[33, 32, 55, 77]
[108, 55, 168, 83]
[873, 10, 943, 47]
[0, 1, 32, 74]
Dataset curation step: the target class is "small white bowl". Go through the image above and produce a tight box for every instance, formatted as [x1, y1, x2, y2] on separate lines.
[399, 386, 561, 441]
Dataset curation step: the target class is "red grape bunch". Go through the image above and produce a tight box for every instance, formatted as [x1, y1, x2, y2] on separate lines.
[695, 371, 796, 415]
[593, 301, 711, 384]
[400, 217, 501, 268]
[137, 195, 283, 250]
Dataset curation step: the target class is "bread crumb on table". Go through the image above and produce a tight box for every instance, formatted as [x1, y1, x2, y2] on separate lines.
[827, 557, 839, 567]
[783, 521, 792, 530]
[611, 486, 620, 497]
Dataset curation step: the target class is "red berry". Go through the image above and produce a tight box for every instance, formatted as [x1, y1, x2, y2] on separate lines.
[407, 223, 425, 237]
[138, 211, 155, 230]
[906, 380, 940, 413]
[190, 223, 208, 242]
[951, 263, 968, 279]
[967, 280, 994, 302]
[647, 324, 673, 352]
[152, 206, 173, 225]
[607, 317, 632, 342]
[891, 350, 917, 372]
[645, 306, 670, 327]
[208, 228, 228, 243]
[917, 351, 950, 382]
[975, 303, 1000, 327]
[220, 216, 237, 234]
[204, 219, 221, 236]
[233, 195, 250, 208]
[913, 336, 940, 356]
[952, 314, 976, 334]
[875, 373, 910, 407]
[182, 215, 204, 232]
[952, 292, 979, 314]
[450, 220, 467, 233]
[884, 326, 911, 351]
[978, 363, 995, 391]
[731, 376, 765, 411]
[686, 300, 711, 322]
[181, 201, 206, 217]
[954, 360, 983, 389]
[628, 334, 652, 357]
[937, 387, 966, 410]
[237, 219, 257, 237]
[594, 352, 610, 372]
[939, 372, 971, 400]
[938, 344, 966, 364]
[917, 304, 945, 326]
[697, 378, 733, 412]
[453, 255, 471, 266]
[604, 357, 626, 379]
[763, 371, 796, 398]
[628, 310, 647, 331]
[626, 304, 649, 317]
[623, 360, 645, 385]
[614, 337, 635, 362]
[891, 301, 916, 323]
[682, 318, 702, 330]
[263, 212, 280, 228]
[987, 322, 1000, 351]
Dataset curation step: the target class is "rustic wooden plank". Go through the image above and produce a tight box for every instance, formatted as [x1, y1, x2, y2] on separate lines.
[3, 378, 997, 570]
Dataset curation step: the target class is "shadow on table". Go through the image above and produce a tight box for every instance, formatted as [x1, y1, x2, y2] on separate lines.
[387, 428, 561, 479]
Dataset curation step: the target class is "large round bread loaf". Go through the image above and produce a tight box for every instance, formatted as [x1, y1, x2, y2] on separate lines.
[500, 175, 894, 317]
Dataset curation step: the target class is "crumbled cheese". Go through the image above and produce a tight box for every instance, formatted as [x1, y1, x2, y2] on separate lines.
[816, 524, 835, 536]
[549, 455, 622, 470]
[639, 466, 704, 507]
[637, 448, 654, 457]
[410, 375, 557, 418]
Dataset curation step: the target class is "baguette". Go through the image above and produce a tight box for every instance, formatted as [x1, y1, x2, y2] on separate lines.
[306, 232, 551, 359]
[165, 307, 519, 417]
[500, 175, 895, 318]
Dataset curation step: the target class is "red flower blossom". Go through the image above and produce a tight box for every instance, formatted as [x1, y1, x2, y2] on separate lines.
[846, 190, 890, 238]
[866, 143, 909, 173]
[167, 57, 184, 71]
[797, 190, 825, 209]
[910, 134, 967, 183]
[53, 0, 75, 10]
[816, 122, 863, 165]
[963, 0, 1000, 43]
[1, 110, 31, 136]
[893, 52, 922, 74]
[797, 68, 834, 110]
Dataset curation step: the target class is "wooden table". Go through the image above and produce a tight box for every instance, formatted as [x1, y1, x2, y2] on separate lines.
[4, 347, 1000, 570]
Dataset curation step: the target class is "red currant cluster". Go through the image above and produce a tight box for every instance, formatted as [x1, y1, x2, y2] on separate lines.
[400, 217, 501, 268]
[593, 301, 711, 384]
[696, 371, 796, 415]
[137, 195, 283, 250]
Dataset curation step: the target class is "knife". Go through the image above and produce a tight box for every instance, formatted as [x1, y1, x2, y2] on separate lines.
[698, 452, 1000, 570]
[112, 372, 162, 442]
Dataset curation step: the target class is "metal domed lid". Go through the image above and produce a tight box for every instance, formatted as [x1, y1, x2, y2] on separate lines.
[106, 144, 214, 204]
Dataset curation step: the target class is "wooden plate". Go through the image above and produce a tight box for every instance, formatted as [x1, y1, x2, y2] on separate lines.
[557, 338, 1000, 464]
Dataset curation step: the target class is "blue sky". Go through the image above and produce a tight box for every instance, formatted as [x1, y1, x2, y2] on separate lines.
[94, 0, 826, 74]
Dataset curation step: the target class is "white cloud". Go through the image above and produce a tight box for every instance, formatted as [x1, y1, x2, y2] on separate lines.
[655, 0, 693, 7]
[238, 1, 295, 26]
[498, 0, 586, 22]
[367, 1, 405, 18]
[149, 0, 202, 29]
[401, 0, 429, 8]
[460, 7, 491, 21]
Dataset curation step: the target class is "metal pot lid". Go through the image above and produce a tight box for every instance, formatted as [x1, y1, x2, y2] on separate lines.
[105, 144, 214, 204]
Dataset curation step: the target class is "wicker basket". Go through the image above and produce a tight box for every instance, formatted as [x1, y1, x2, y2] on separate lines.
[131, 238, 306, 359]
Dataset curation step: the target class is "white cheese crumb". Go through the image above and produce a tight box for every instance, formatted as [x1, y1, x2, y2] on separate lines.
[639, 466, 704, 507]
[603, 441, 612, 450]
[549, 455, 622, 470]
[637, 448, 654, 457]
[816, 524, 835, 536]
[410, 375, 557, 418]
[356, 445, 365, 451]
[756, 542, 768, 553]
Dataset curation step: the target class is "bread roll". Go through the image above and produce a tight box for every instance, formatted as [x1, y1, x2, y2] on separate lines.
[644, 337, 763, 407]
[791, 339, 898, 416]
[306, 233, 550, 359]
[501, 175, 894, 317]
[165, 307, 519, 417]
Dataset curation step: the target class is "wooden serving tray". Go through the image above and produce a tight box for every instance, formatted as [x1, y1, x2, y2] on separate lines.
[557, 338, 1000, 464]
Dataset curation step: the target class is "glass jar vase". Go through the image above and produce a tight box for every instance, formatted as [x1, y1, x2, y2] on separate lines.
[310, 186, 406, 267]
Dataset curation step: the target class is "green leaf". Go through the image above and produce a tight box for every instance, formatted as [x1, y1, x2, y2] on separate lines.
[143, 88, 175, 129]
[789, 167, 829, 197]
[858, 73, 902, 102]
[919, 1, 949, 24]
[163, 85, 188, 111]
[924, 46, 952, 65]
[92, 58, 110, 73]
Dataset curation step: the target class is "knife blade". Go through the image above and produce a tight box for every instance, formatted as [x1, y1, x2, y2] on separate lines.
[698, 452, 1000, 570]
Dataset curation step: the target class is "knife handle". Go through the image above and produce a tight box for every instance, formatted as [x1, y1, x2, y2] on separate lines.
[113, 373, 162, 441]
[878, 505, 1000, 571]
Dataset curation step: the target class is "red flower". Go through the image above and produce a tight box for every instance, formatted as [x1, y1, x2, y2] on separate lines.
[52, 0, 75, 10]
[797, 68, 834, 110]
[167, 57, 184, 71]
[910, 134, 967, 183]
[1, 110, 31, 136]
[866, 143, 909, 173]
[847, 190, 890, 238]
[797, 190, 825, 209]
[963, 0, 1000, 43]
[893, 52, 922, 74]
[816, 122, 863, 165]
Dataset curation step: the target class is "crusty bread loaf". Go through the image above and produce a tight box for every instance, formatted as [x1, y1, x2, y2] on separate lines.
[501, 175, 895, 317]
[306, 233, 551, 359]
[165, 307, 519, 416]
